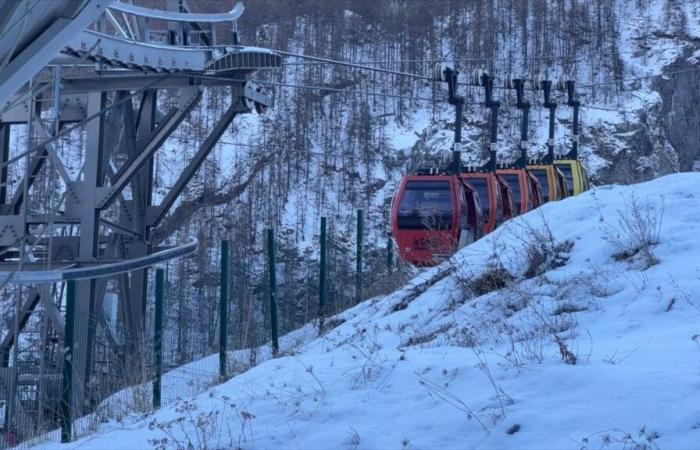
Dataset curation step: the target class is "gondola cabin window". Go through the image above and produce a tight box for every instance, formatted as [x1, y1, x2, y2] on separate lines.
[531, 169, 550, 202]
[556, 169, 568, 198]
[465, 177, 490, 221]
[556, 163, 575, 196]
[500, 173, 522, 212]
[397, 181, 453, 230]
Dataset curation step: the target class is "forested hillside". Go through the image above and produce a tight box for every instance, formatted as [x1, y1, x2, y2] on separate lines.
[158, 0, 699, 365]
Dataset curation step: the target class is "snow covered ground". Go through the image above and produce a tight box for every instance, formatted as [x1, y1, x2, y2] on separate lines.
[37, 173, 700, 449]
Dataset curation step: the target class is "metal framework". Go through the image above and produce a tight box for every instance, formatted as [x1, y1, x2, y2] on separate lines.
[0, 0, 281, 439]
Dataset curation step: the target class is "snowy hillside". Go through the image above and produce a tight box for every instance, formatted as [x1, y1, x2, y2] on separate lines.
[130, 0, 700, 360]
[38, 172, 700, 449]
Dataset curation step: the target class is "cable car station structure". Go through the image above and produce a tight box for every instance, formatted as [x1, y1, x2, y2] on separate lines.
[0, 0, 280, 441]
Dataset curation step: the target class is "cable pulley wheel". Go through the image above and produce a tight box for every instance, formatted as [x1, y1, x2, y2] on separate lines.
[504, 72, 513, 89]
[433, 62, 447, 81]
[471, 69, 482, 86]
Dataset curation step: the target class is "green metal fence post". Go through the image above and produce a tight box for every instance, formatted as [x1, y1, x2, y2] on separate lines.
[387, 232, 394, 275]
[267, 229, 279, 354]
[60, 280, 76, 443]
[356, 209, 363, 304]
[319, 217, 327, 328]
[153, 268, 164, 409]
[219, 240, 229, 379]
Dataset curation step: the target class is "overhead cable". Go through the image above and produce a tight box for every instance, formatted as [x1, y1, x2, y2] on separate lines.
[231, 45, 435, 81]
[579, 66, 700, 88]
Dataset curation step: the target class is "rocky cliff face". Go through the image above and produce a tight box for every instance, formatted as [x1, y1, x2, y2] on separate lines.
[655, 49, 700, 171]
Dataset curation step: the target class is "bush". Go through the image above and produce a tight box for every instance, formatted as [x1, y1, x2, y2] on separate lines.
[469, 266, 514, 297]
[603, 194, 664, 269]
[524, 239, 574, 279]
[148, 396, 255, 450]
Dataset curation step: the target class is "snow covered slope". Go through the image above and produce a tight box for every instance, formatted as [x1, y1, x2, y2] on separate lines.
[50, 173, 700, 449]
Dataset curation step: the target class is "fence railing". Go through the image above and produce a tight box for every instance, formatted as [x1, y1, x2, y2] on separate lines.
[5, 209, 400, 448]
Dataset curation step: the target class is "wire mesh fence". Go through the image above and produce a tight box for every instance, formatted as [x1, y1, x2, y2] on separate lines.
[1, 217, 405, 448]
[1, 285, 222, 449]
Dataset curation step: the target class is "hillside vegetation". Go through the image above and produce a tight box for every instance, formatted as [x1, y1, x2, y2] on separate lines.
[51, 173, 700, 449]
[149, 0, 700, 363]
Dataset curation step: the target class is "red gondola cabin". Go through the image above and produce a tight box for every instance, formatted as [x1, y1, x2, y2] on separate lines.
[391, 175, 484, 266]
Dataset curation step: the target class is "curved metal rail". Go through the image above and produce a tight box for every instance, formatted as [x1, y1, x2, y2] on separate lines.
[109, 1, 244, 23]
[61, 32, 282, 73]
[63, 29, 210, 72]
[0, 241, 196, 284]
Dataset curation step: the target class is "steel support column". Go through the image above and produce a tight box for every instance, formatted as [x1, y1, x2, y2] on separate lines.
[125, 90, 157, 340]
[150, 97, 242, 228]
[74, 91, 106, 411]
[0, 123, 9, 206]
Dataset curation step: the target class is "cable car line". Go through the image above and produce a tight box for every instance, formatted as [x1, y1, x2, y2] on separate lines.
[263, 80, 442, 102]
[231, 45, 436, 81]
[171, 72, 448, 102]
[282, 55, 573, 66]
[578, 66, 700, 88]
[170, 134, 409, 164]
[173, 73, 527, 105]
[279, 44, 689, 67]
[265, 45, 695, 93]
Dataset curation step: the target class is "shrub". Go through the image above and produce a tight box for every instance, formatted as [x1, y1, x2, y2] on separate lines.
[468, 265, 514, 297]
[524, 239, 574, 279]
[603, 194, 664, 269]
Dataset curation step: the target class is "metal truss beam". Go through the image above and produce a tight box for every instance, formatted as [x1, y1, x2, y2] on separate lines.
[58, 75, 248, 94]
[9, 115, 73, 214]
[1, 290, 41, 365]
[150, 99, 243, 228]
[0, 1, 110, 108]
[98, 88, 201, 210]
[32, 117, 73, 185]
[1, 93, 88, 124]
